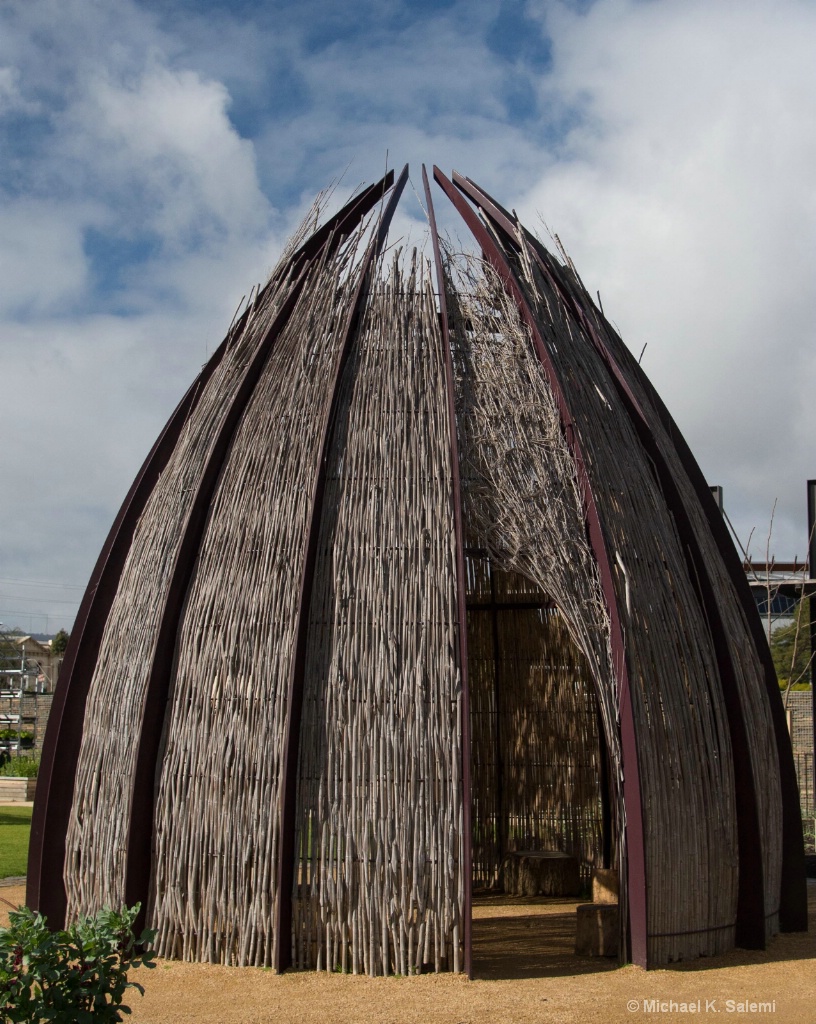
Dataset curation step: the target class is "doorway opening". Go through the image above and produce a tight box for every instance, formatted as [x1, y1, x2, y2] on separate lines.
[466, 548, 615, 976]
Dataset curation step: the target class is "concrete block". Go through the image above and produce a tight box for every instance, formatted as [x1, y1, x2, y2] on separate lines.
[0, 776, 36, 802]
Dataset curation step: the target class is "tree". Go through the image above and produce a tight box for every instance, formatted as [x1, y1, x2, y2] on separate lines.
[769, 597, 812, 691]
[51, 629, 70, 657]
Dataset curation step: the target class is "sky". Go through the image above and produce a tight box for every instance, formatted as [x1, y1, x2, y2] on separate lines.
[1, 0, 815, 634]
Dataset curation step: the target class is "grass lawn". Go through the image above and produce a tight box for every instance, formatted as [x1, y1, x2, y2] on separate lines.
[0, 805, 32, 878]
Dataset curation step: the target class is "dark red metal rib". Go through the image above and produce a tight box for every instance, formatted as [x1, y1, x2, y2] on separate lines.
[537, 252, 768, 945]
[273, 164, 409, 973]
[433, 165, 649, 967]
[600, 327, 808, 934]
[26, 334, 230, 928]
[621, 352, 807, 934]
[456, 171, 767, 947]
[123, 269, 308, 927]
[264, 174, 395, 295]
[422, 164, 473, 977]
[494, 183, 804, 932]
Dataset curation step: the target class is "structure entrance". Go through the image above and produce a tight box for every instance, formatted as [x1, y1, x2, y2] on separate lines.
[466, 551, 612, 971]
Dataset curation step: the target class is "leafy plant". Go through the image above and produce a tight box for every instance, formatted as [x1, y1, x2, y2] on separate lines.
[770, 596, 812, 691]
[0, 903, 155, 1023]
[0, 756, 39, 778]
[0, 731, 34, 745]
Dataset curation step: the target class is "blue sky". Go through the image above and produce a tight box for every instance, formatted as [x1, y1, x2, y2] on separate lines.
[2, 0, 815, 632]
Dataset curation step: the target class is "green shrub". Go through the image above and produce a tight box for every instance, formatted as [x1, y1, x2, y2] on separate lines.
[0, 731, 33, 743]
[0, 756, 39, 778]
[0, 904, 155, 1023]
[803, 810, 816, 854]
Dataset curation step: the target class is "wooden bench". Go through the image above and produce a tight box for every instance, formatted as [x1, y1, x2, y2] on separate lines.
[500, 850, 581, 897]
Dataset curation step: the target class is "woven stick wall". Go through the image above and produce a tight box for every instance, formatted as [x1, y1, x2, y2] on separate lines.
[63, 193, 373, 934]
[487, 233, 740, 962]
[292, 253, 462, 976]
[32, 165, 805, 976]
[549, 255, 784, 937]
[63, 246, 307, 920]
[149, 232, 372, 966]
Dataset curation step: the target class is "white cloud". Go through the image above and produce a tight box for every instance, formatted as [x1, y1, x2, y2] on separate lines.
[0, 1, 286, 628]
[0, 201, 94, 315]
[67, 63, 270, 249]
[518, 0, 816, 555]
[0, 65, 39, 115]
[2, 0, 815, 629]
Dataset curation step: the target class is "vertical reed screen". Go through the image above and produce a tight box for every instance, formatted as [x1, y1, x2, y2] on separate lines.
[63, 259, 302, 920]
[148, 233, 369, 966]
[292, 254, 463, 976]
[467, 567, 603, 889]
[512, 238, 740, 961]
[498, 605, 601, 873]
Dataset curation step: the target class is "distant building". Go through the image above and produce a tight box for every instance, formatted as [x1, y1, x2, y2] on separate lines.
[0, 634, 61, 694]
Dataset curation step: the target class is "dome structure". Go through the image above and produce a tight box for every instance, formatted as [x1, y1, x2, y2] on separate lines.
[28, 165, 806, 975]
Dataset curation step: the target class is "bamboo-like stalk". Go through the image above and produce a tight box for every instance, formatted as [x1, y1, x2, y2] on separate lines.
[148, 228, 372, 967]
[63, 248, 304, 922]
[291, 252, 462, 975]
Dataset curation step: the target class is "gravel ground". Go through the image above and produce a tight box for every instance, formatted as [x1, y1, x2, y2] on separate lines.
[2, 883, 814, 1023]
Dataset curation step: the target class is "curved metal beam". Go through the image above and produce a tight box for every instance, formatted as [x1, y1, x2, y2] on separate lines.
[421, 164, 473, 977]
[263, 175, 396, 297]
[464, 170, 804, 932]
[433, 165, 649, 967]
[454, 172, 767, 948]
[26, 334, 231, 928]
[531, 243, 768, 945]
[273, 164, 410, 972]
[589, 319, 808, 934]
[607, 342, 807, 934]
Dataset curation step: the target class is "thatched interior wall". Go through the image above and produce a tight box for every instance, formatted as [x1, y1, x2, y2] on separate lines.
[445, 248, 628, 944]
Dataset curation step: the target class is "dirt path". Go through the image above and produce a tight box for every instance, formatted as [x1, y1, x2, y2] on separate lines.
[2, 883, 815, 1023]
